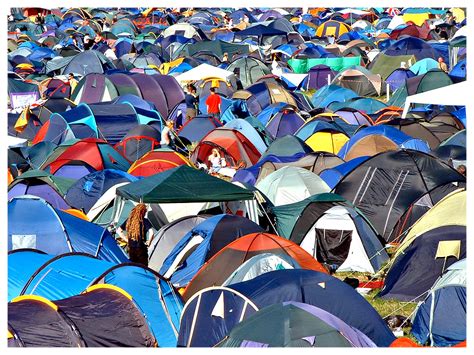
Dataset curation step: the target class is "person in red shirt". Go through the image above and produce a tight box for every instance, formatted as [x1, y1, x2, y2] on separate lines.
[205, 87, 221, 119]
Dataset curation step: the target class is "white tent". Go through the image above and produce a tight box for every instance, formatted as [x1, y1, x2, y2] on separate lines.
[402, 81, 469, 118]
[175, 63, 235, 84]
[299, 206, 388, 274]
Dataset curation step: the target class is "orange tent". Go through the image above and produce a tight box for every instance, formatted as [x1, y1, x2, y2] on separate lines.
[183, 232, 328, 301]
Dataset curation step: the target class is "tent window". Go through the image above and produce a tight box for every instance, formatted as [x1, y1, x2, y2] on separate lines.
[11, 234, 36, 250]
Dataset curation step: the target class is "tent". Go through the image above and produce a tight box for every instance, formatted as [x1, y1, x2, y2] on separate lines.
[256, 166, 330, 206]
[264, 106, 306, 140]
[227, 56, 271, 88]
[8, 196, 128, 263]
[304, 64, 337, 90]
[411, 259, 466, 346]
[159, 214, 264, 287]
[233, 81, 297, 117]
[311, 84, 358, 109]
[114, 124, 161, 162]
[256, 152, 345, 183]
[177, 115, 222, 143]
[41, 138, 130, 179]
[229, 269, 396, 346]
[175, 63, 235, 83]
[177, 286, 259, 347]
[190, 128, 261, 168]
[148, 215, 210, 272]
[117, 165, 255, 203]
[338, 125, 430, 160]
[315, 20, 351, 38]
[8, 285, 156, 347]
[183, 232, 327, 301]
[379, 189, 466, 301]
[390, 69, 454, 108]
[295, 119, 349, 153]
[333, 150, 465, 241]
[218, 302, 376, 347]
[8, 250, 183, 346]
[293, 204, 388, 273]
[8, 169, 75, 210]
[128, 148, 192, 177]
[332, 66, 386, 96]
[64, 169, 137, 213]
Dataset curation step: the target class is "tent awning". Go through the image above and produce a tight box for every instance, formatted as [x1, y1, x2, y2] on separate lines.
[116, 165, 255, 203]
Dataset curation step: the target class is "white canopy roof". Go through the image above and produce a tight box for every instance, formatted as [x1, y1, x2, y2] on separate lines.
[175, 63, 235, 83]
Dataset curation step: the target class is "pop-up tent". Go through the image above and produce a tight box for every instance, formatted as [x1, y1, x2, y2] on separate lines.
[8, 195, 128, 263]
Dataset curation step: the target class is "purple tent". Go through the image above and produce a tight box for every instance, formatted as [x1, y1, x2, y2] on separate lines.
[265, 110, 306, 139]
[8, 183, 70, 210]
[151, 74, 185, 116]
[130, 73, 168, 119]
[305, 64, 337, 90]
[107, 73, 142, 97]
[386, 68, 415, 91]
[334, 109, 373, 126]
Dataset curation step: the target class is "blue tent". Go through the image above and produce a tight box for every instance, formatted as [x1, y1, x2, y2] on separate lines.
[379, 225, 466, 301]
[320, 156, 370, 189]
[224, 119, 268, 154]
[177, 115, 222, 143]
[8, 250, 53, 301]
[228, 269, 395, 347]
[9, 252, 114, 301]
[411, 259, 466, 346]
[8, 196, 128, 263]
[386, 68, 415, 91]
[409, 58, 439, 75]
[256, 102, 289, 126]
[449, 59, 466, 83]
[159, 214, 264, 287]
[328, 97, 388, 114]
[8, 250, 183, 347]
[338, 125, 431, 159]
[64, 169, 138, 213]
[440, 129, 466, 148]
[178, 286, 258, 347]
[382, 37, 441, 61]
[311, 85, 358, 109]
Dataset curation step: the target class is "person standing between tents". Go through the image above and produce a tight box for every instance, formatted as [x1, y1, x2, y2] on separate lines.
[438, 57, 449, 73]
[122, 203, 153, 266]
[206, 87, 221, 120]
[185, 84, 198, 120]
[68, 73, 78, 94]
[160, 120, 175, 147]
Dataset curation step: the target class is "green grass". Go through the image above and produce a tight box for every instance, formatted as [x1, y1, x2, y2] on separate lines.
[333, 271, 420, 343]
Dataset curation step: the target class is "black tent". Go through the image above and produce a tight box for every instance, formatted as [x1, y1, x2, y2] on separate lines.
[8, 286, 156, 347]
[333, 149, 465, 241]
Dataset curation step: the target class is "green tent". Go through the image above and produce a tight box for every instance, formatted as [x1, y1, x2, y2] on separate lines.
[389, 69, 454, 107]
[369, 53, 417, 80]
[116, 165, 255, 203]
[288, 56, 361, 74]
[271, 193, 346, 239]
[9, 169, 76, 196]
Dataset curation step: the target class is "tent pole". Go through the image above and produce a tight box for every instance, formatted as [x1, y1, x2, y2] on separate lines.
[386, 83, 390, 102]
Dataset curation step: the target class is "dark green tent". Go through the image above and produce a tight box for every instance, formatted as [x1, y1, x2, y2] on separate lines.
[271, 193, 346, 239]
[116, 165, 255, 203]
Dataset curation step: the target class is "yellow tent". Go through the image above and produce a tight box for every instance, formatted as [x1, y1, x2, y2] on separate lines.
[450, 8, 466, 23]
[315, 20, 350, 39]
[402, 13, 430, 26]
[305, 132, 349, 154]
[159, 57, 185, 75]
[393, 189, 466, 261]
